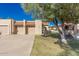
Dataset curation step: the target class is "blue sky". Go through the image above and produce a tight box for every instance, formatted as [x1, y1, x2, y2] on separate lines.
[48, 21, 62, 27]
[0, 3, 33, 21]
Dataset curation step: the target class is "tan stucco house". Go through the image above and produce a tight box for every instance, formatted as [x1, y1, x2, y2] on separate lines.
[0, 19, 48, 35]
[0, 19, 35, 35]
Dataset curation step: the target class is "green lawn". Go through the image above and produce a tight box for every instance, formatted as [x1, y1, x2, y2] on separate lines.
[31, 33, 79, 56]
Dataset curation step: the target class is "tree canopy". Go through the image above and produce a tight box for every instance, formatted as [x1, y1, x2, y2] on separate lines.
[23, 3, 79, 23]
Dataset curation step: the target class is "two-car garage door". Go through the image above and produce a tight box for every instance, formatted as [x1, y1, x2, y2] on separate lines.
[0, 25, 9, 35]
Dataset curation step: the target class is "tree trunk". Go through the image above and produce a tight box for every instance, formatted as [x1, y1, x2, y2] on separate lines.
[59, 29, 67, 44]
[56, 25, 67, 44]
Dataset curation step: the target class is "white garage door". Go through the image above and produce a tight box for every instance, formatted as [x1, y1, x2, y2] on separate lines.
[0, 25, 9, 35]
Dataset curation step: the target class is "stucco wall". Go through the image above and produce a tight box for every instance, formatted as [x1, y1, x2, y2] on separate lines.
[0, 19, 14, 35]
[28, 27, 35, 34]
[35, 20, 42, 35]
[17, 26, 26, 35]
[0, 19, 43, 35]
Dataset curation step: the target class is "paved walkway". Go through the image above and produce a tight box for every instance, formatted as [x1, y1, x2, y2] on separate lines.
[0, 34, 35, 56]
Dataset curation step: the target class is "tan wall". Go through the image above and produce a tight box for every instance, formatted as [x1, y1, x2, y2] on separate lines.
[28, 27, 35, 34]
[11, 19, 15, 34]
[0, 25, 9, 35]
[35, 20, 42, 35]
[17, 26, 26, 35]
[0, 19, 14, 35]
[0, 19, 43, 35]
[17, 26, 35, 35]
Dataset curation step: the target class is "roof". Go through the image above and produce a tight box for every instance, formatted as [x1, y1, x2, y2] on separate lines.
[15, 21, 48, 27]
[15, 22, 35, 27]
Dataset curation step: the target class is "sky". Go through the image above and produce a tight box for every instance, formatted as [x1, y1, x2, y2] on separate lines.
[0, 3, 62, 26]
[0, 3, 33, 21]
[48, 21, 62, 26]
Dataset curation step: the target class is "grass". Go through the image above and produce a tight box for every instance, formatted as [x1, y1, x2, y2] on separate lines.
[31, 33, 79, 56]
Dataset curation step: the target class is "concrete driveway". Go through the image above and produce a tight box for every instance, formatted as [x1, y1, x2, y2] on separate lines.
[0, 34, 35, 56]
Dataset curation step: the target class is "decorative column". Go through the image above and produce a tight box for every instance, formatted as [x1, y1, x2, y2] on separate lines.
[35, 20, 42, 35]
[23, 19, 26, 34]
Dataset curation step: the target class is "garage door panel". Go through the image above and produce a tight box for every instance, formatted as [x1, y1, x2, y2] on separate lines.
[0, 25, 9, 35]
